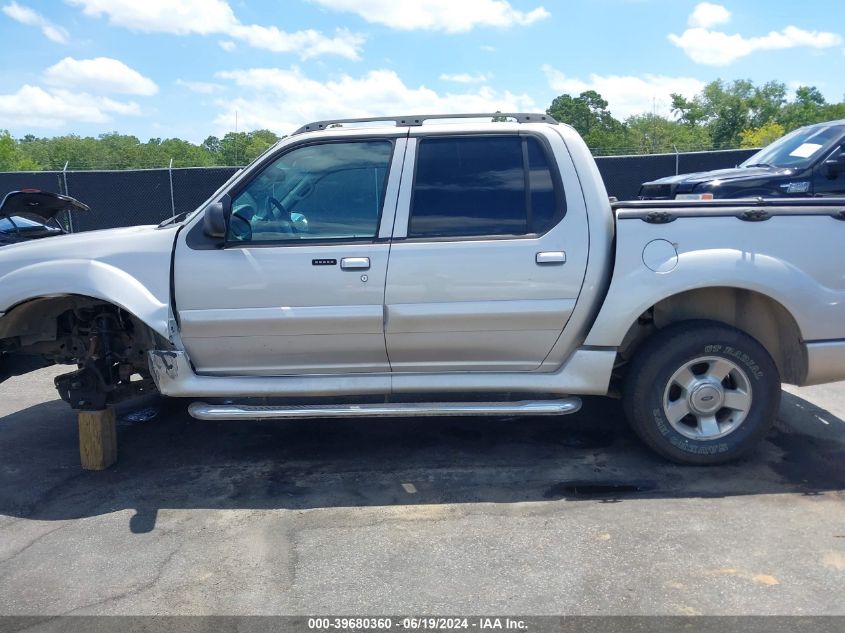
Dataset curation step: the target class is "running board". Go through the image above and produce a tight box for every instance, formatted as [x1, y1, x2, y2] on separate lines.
[187, 398, 582, 421]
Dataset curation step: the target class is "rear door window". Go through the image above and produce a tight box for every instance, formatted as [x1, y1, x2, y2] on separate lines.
[408, 135, 564, 238]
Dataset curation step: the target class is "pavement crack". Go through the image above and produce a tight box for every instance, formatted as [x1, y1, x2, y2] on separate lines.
[0, 523, 68, 570]
[58, 546, 180, 615]
[12, 470, 92, 519]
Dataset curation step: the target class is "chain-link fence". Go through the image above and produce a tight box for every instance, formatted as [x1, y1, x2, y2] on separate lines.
[595, 148, 757, 201]
[0, 149, 757, 232]
[0, 166, 239, 232]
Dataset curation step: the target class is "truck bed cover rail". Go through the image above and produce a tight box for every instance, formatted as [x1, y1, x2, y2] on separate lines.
[613, 197, 845, 223]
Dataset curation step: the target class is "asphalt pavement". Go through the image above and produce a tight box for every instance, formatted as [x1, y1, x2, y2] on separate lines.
[0, 363, 843, 616]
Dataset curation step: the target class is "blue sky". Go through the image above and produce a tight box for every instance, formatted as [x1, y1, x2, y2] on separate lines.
[0, 0, 843, 142]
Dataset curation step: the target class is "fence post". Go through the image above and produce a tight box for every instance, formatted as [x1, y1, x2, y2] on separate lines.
[673, 145, 680, 175]
[168, 158, 176, 217]
[62, 161, 74, 233]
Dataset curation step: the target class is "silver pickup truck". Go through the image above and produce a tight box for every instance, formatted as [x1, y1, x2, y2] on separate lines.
[1, 113, 844, 464]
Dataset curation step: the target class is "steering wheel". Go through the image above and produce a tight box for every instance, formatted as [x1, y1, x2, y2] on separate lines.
[266, 196, 295, 234]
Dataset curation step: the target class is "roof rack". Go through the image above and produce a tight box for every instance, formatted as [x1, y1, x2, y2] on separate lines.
[292, 112, 558, 136]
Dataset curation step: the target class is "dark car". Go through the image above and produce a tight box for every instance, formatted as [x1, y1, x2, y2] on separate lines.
[0, 189, 88, 245]
[639, 119, 845, 200]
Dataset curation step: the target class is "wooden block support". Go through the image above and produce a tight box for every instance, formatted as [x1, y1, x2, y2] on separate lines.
[78, 407, 117, 471]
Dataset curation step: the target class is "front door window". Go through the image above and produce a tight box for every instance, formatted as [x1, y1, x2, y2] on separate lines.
[228, 141, 394, 242]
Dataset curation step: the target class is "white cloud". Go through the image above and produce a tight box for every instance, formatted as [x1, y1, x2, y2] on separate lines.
[670, 4, 842, 65]
[2, 1, 69, 43]
[213, 67, 536, 133]
[68, 0, 365, 59]
[481, 45, 496, 52]
[218, 40, 236, 52]
[176, 79, 224, 94]
[0, 84, 140, 127]
[440, 72, 493, 84]
[68, 0, 232, 34]
[670, 26, 842, 65]
[44, 57, 158, 96]
[688, 2, 731, 28]
[541, 65, 705, 119]
[228, 24, 364, 59]
[309, 0, 549, 33]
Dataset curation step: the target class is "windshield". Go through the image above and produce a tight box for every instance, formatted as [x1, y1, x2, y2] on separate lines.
[741, 124, 845, 169]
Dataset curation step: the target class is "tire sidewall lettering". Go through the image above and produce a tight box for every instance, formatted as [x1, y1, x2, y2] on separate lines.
[653, 402, 731, 454]
[704, 344, 763, 380]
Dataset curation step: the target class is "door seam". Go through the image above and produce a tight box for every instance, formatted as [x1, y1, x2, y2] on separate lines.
[382, 130, 411, 378]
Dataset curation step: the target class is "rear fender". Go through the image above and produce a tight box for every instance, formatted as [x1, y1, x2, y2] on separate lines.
[585, 242, 840, 348]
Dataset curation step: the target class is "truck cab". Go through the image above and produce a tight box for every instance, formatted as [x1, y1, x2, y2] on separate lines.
[175, 115, 601, 377]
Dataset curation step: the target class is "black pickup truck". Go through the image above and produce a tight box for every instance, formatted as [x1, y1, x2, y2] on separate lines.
[639, 119, 845, 200]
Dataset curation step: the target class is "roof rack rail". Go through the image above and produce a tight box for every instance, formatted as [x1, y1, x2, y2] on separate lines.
[292, 112, 558, 135]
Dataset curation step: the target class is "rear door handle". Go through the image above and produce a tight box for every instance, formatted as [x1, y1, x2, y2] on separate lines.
[535, 251, 566, 265]
[341, 257, 370, 270]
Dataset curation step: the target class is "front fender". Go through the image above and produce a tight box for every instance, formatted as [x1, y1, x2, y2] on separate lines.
[0, 259, 170, 338]
[0, 224, 177, 339]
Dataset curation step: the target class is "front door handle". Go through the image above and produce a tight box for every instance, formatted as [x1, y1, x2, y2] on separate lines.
[341, 257, 370, 270]
[535, 251, 566, 265]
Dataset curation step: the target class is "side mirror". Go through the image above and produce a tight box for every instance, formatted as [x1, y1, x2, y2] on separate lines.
[824, 153, 845, 178]
[228, 212, 253, 241]
[203, 196, 230, 238]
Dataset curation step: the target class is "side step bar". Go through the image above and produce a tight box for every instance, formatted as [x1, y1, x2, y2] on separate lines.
[188, 398, 582, 421]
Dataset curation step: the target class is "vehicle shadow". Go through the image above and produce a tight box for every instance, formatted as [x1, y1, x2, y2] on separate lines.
[0, 389, 843, 534]
[0, 354, 52, 383]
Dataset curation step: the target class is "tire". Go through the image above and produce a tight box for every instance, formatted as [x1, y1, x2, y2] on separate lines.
[622, 320, 780, 465]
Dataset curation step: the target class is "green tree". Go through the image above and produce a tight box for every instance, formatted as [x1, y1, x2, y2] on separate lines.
[0, 131, 39, 170]
[749, 81, 787, 127]
[202, 135, 221, 156]
[244, 129, 281, 162]
[777, 86, 828, 129]
[158, 138, 215, 167]
[547, 90, 629, 154]
[97, 133, 142, 169]
[547, 90, 622, 139]
[217, 129, 281, 165]
[218, 132, 248, 165]
[739, 121, 785, 148]
[671, 79, 790, 148]
[0, 130, 19, 170]
[625, 114, 712, 154]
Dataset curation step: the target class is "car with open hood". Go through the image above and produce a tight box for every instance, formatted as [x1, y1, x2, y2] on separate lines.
[0, 189, 88, 245]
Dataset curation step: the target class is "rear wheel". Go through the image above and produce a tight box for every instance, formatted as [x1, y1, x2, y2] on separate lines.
[622, 320, 780, 465]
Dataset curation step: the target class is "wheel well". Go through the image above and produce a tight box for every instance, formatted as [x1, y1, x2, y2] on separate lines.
[618, 287, 806, 385]
[0, 294, 166, 360]
[0, 294, 169, 408]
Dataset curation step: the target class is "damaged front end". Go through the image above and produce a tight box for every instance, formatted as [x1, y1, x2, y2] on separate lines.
[1, 297, 165, 409]
[53, 310, 159, 409]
